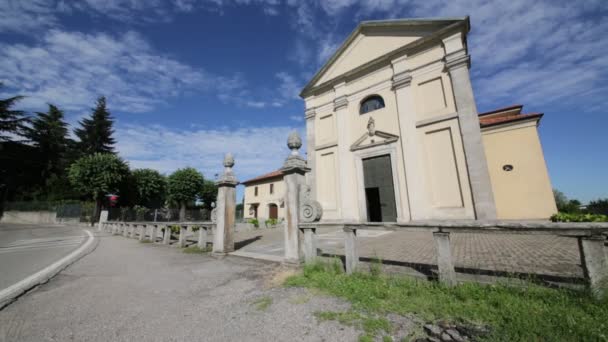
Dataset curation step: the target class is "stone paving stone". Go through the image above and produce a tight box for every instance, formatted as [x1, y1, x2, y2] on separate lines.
[234, 228, 591, 279]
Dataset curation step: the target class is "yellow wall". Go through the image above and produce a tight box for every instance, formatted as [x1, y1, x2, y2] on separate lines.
[482, 121, 557, 219]
[243, 178, 286, 220]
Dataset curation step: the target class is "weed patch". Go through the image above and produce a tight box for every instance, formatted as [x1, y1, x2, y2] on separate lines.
[252, 296, 272, 311]
[286, 261, 608, 341]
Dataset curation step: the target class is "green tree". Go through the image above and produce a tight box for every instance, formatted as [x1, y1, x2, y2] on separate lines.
[587, 198, 608, 215]
[74, 96, 115, 154]
[553, 189, 581, 213]
[68, 153, 130, 223]
[199, 179, 217, 210]
[26, 104, 70, 178]
[132, 169, 166, 208]
[167, 167, 204, 221]
[0, 85, 29, 141]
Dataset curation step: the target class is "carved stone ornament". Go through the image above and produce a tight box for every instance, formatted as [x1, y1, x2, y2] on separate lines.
[367, 117, 375, 136]
[211, 208, 217, 223]
[217, 153, 238, 185]
[282, 131, 309, 171]
[299, 184, 322, 222]
[287, 130, 302, 155]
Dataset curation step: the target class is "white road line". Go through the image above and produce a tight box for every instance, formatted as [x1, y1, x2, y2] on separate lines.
[0, 242, 83, 254]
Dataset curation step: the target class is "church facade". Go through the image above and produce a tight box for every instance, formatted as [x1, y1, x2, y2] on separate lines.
[300, 17, 557, 222]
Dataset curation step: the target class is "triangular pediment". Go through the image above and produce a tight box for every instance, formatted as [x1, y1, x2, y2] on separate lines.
[301, 18, 468, 97]
[351, 118, 399, 151]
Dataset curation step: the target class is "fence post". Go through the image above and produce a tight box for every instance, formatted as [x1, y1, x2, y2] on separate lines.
[300, 226, 317, 264]
[578, 235, 608, 299]
[139, 224, 147, 241]
[97, 210, 108, 231]
[213, 154, 238, 256]
[163, 225, 171, 244]
[433, 231, 457, 286]
[123, 223, 129, 237]
[281, 132, 309, 264]
[149, 224, 157, 243]
[344, 226, 359, 274]
[178, 225, 187, 247]
[198, 226, 208, 249]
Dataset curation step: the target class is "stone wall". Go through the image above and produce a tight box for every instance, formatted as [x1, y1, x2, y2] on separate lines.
[0, 211, 58, 224]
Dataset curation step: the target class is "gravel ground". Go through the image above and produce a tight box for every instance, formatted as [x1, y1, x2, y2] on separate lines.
[0, 233, 360, 342]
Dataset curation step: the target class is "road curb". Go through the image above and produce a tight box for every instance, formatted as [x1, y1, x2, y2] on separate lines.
[0, 228, 98, 310]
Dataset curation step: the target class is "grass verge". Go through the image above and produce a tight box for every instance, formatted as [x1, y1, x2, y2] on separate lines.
[285, 260, 608, 341]
[182, 246, 212, 254]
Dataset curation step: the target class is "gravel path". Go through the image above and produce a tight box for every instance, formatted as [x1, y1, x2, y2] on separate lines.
[0, 233, 359, 342]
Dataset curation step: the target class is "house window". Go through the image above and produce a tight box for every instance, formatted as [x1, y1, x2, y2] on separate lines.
[254, 186, 258, 196]
[360, 95, 385, 114]
[270, 183, 274, 194]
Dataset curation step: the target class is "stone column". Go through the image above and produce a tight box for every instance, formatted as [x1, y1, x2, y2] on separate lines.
[281, 131, 310, 263]
[178, 225, 187, 247]
[123, 224, 129, 237]
[138, 225, 146, 241]
[198, 226, 209, 249]
[578, 235, 608, 299]
[433, 231, 456, 286]
[300, 227, 317, 263]
[213, 154, 238, 255]
[443, 34, 497, 220]
[149, 225, 157, 243]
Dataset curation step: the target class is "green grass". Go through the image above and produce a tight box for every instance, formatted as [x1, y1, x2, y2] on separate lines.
[285, 261, 608, 341]
[252, 296, 272, 311]
[182, 245, 211, 254]
[314, 310, 391, 340]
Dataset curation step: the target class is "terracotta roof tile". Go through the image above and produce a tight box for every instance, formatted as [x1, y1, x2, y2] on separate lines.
[479, 113, 543, 128]
[241, 169, 284, 185]
[478, 104, 523, 117]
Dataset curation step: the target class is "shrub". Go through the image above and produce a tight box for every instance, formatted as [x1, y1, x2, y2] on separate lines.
[265, 218, 279, 227]
[248, 218, 259, 228]
[550, 212, 608, 222]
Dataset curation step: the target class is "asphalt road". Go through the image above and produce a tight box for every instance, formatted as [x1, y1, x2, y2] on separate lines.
[0, 234, 361, 341]
[0, 223, 86, 290]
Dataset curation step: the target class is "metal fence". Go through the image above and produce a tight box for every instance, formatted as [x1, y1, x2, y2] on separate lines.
[107, 207, 212, 222]
[3, 201, 94, 222]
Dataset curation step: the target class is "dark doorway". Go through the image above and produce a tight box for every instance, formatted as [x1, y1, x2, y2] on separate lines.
[268, 204, 278, 219]
[363, 154, 397, 222]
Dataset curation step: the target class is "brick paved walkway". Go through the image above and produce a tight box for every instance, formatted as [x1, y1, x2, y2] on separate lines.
[233, 227, 595, 282]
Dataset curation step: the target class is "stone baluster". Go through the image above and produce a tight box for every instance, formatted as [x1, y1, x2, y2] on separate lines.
[344, 226, 359, 274]
[139, 224, 147, 241]
[178, 225, 187, 247]
[123, 223, 129, 237]
[213, 154, 238, 256]
[578, 235, 608, 299]
[433, 231, 456, 286]
[300, 226, 317, 264]
[198, 225, 209, 249]
[163, 225, 172, 245]
[149, 224, 158, 243]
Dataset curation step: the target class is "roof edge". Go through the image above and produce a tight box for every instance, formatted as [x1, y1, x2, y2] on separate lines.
[480, 113, 544, 129]
[478, 104, 523, 117]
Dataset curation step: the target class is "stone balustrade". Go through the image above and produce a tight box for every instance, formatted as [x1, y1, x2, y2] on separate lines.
[299, 220, 608, 299]
[101, 221, 215, 249]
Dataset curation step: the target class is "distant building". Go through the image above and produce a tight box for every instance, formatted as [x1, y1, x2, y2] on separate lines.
[242, 170, 285, 221]
[300, 17, 557, 222]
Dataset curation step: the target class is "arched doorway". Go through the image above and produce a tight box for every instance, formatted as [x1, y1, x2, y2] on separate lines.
[268, 203, 278, 219]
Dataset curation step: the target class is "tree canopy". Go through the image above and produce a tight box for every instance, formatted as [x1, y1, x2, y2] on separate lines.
[199, 179, 218, 209]
[74, 96, 115, 154]
[0, 85, 29, 141]
[167, 168, 205, 205]
[26, 104, 70, 177]
[132, 168, 166, 208]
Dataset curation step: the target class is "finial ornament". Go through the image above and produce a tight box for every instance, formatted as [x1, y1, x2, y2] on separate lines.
[367, 117, 375, 136]
[287, 131, 302, 156]
[217, 153, 238, 186]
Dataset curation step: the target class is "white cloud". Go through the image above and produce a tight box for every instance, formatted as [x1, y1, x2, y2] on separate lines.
[0, 29, 236, 113]
[115, 123, 305, 181]
[289, 115, 304, 122]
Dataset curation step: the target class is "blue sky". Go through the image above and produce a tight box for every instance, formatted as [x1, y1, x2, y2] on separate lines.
[0, 0, 606, 203]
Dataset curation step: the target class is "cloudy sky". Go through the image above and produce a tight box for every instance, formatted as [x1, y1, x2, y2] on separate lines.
[1, 0, 606, 203]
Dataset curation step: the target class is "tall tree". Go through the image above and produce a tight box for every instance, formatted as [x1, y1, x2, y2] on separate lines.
[0, 85, 29, 141]
[167, 168, 205, 221]
[26, 104, 69, 178]
[199, 180, 218, 210]
[68, 153, 130, 224]
[75, 96, 115, 154]
[132, 168, 166, 208]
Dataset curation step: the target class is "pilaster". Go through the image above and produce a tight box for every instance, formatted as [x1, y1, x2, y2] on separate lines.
[305, 107, 317, 200]
[213, 153, 238, 255]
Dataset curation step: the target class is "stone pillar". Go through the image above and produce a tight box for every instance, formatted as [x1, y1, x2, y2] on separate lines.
[138, 225, 146, 241]
[163, 226, 171, 244]
[578, 235, 608, 299]
[281, 131, 309, 263]
[97, 210, 109, 231]
[123, 224, 129, 237]
[178, 225, 187, 247]
[443, 34, 496, 220]
[149, 225, 157, 243]
[433, 232, 456, 286]
[300, 227, 317, 263]
[344, 227, 359, 274]
[305, 108, 317, 200]
[213, 154, 238, 255]
[198, 226, 208, 249]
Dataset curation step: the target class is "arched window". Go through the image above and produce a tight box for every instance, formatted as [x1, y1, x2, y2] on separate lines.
[359, 95, 385, 114]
